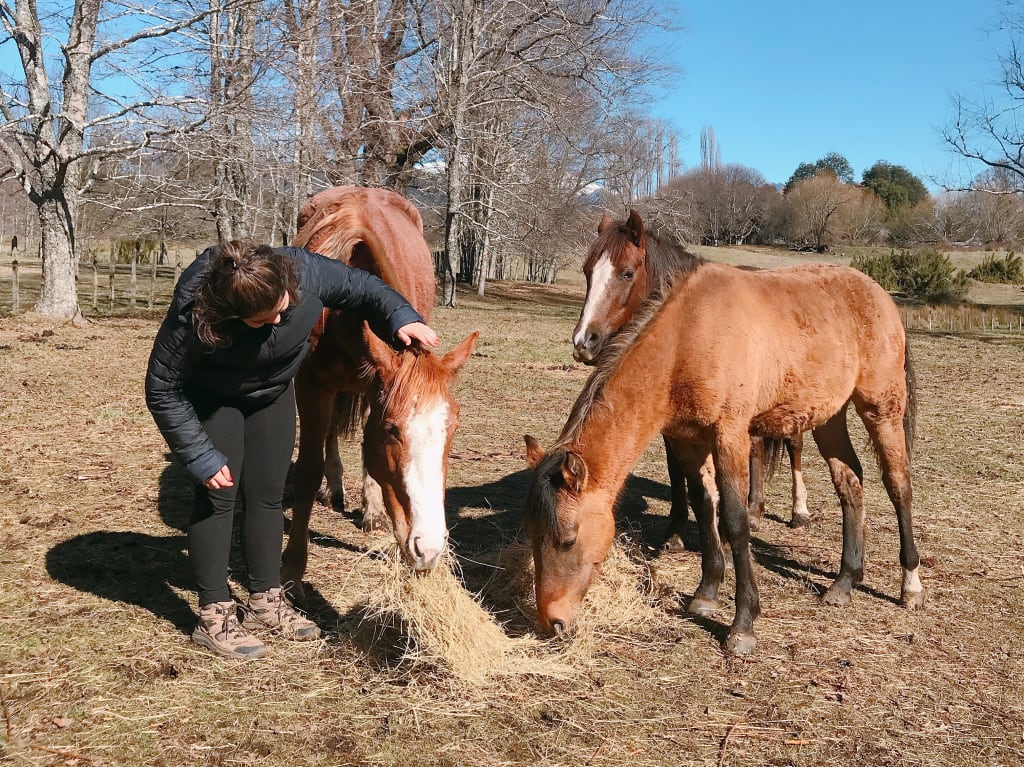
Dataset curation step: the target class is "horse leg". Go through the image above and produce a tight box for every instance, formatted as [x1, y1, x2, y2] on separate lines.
[746, 436, 766, 531]
[662, 436, 692, 553]
[788, 433, 811, 527]
[714, 431, 760, 655]
[811, 407, 865, 607]
[323, 414, 346, 512]
[676, 449, 724, 616]
[854, 401, 924, 610]
[281, 381, 333, 603]
[360, 467, 388, 533]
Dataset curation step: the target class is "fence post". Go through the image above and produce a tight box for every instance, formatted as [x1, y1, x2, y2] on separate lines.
[148, 253, 157, 308]
[11, 258, 19, 314]
[174, 255, 182, 285]
[108, 261, 116, 308]
[129, 256, 137, 308]
[91, 259, 99, 309]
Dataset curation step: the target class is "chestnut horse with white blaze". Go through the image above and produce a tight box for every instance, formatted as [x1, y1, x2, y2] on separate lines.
[281, 186, 478, 598]
[572, 211, 810, 549]
[526, 261, 923, 655]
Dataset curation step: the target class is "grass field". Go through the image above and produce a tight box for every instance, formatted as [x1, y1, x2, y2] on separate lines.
[1, 250, 1023, 766]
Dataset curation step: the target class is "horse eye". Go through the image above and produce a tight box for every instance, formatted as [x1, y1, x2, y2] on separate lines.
[560, 537, 577, 551]
[621, 270, 635, 281]
[384, 421, 401, 439]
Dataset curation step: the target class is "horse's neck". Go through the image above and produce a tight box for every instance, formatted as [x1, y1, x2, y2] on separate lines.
[570, 337, 676, 491]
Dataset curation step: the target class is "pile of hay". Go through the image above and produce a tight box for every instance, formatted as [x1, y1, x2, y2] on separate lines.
[359, 535, 664, 683]
[486, 535, 665, 662]
[360, 545, 570, 685]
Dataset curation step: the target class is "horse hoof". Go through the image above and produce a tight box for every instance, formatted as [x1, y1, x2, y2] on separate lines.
[725, 631, 757, 656]
[746, 515, 761, 533]
[789, 513, 811, 528]
[822, 585, 852, 607]
[686, 597, 720, 617]
[661, 534, 687, 555]
[900, 589, 926, 611]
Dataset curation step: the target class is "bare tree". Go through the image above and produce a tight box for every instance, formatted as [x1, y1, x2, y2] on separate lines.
[430, 0, 674, 305]
[944, 13, 1024, 193]
[784, 173, 858, 251]
[0, 0, 220, 319]
[659, 164, 776, 246]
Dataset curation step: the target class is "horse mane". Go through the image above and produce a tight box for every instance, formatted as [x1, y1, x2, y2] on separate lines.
[524, 447, 572, 545]
[557, 273, 682, 448]
[641, 221, 705, 282]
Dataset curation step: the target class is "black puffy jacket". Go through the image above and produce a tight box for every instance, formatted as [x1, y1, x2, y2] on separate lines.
[145, 245, 425, 483]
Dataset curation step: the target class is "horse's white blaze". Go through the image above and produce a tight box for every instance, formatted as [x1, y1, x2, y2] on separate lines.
[402, 397, 450, 567]
[902, 566, 923, 594]
[573, 253, 614, 347]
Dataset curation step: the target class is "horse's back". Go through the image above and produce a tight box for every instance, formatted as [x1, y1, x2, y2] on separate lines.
[660, 262, 906, 434]
[294, 186, 434, 318]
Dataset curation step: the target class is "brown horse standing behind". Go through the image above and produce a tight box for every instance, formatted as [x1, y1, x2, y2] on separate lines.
[281, 186, 477, 598]
[572, 212, 810, 548]
[525, 260, 923, 654]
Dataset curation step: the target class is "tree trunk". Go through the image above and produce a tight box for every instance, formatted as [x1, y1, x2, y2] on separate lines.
[34, 196, 82, 320]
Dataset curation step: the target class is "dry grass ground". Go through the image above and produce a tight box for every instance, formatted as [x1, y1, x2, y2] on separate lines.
[1, 264, 1023, 766]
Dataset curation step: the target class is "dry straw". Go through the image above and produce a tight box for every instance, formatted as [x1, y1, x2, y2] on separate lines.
[359, 535, 664, 685]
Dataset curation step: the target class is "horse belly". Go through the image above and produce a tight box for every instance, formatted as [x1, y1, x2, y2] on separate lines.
[749, 393, 847, 438]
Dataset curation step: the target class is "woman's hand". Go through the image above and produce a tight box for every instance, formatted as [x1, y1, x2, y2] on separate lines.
[396, 321, 439, 348]
[204, 465, 234, 490]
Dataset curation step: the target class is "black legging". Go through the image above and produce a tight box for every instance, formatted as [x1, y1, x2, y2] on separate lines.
[188, 383, 296, 606]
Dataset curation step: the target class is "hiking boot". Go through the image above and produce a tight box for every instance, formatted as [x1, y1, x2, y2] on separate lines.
[243, 586, 321, 640]
[192, 601, 267, 660]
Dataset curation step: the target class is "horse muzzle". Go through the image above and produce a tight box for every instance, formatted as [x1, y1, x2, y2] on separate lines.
[407, 532, 447, 571]
[572, 331, 604, 365]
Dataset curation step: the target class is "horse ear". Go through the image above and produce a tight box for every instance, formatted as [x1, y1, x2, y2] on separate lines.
[598, 212, 614, 233]
[441, 330, 479, 376]
[362, 321, 400, 378]
[561, 451, 588, 493]
[624, 210, 645, 247]
[524, 435, 545, 468]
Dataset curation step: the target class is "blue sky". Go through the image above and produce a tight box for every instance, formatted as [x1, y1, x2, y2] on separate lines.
[650, 1, 1009, 189]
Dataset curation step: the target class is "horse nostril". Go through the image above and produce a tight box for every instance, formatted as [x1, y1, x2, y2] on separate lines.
[584, 333, 598, 350]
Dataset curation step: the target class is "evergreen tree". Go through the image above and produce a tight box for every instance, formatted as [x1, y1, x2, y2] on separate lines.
[863, 161, 929, 213]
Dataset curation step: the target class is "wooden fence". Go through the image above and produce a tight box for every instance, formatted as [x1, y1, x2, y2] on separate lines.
[1, 256, 189, 314]
[900, 305, 1024, 334]
[6, 255, 1024, 334]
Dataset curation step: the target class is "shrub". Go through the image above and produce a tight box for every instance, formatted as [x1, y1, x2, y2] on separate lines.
[965, 252, 1024, 284]
[850, 248, 969, 304]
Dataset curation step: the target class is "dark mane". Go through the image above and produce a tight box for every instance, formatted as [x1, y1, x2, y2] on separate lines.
[641, 222, 705, 282]
[524, 448, 570, 544]
[558, 273, 683, 447]
[587, 218, 704, 283]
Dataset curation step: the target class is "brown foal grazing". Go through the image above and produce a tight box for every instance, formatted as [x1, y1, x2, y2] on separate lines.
[281, 186, 477, 600]
[525, 260, 922, 655]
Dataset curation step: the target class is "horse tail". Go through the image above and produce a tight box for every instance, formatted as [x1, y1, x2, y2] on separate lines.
[763, 437, 786, 482]
[334, 391, 367, 439]
[903, 338, 917, 458]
